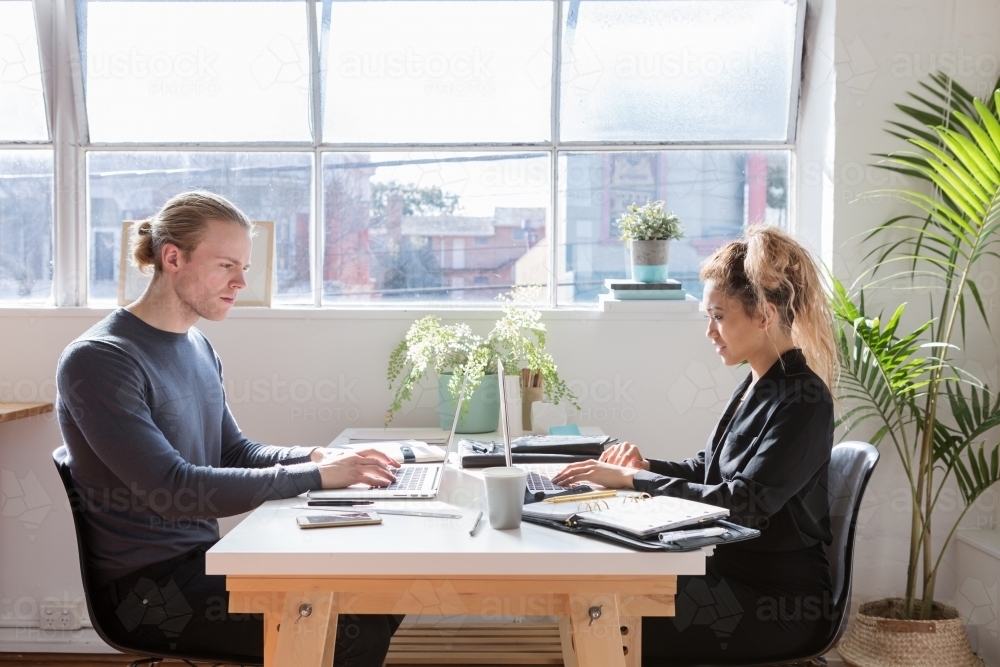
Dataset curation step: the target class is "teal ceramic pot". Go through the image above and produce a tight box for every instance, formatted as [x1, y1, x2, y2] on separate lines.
[630, 239, 670, 283]
[438, 373, 500, 434]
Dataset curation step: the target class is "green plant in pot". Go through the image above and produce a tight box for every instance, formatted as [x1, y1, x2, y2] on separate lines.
[834, 73, 1000, 666]
[617, 200, 684, 283]
[385, 291, 578, 433]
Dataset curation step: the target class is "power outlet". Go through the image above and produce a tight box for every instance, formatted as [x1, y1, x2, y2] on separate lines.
[39, 601, 83, 631]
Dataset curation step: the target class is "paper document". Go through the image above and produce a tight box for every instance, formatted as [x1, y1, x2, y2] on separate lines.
[332, 440, 446, 464]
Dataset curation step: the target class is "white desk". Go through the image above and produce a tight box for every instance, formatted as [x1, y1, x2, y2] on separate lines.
[206, 428, 708, 667]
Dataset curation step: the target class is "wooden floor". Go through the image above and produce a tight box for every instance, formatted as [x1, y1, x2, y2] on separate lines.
[1, 655, 514, 667]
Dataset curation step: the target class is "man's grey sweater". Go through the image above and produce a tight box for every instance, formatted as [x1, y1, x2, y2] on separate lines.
[56, 309, 323, 587]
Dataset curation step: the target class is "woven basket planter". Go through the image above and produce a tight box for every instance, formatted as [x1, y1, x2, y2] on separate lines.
[839, 598, 983, 667]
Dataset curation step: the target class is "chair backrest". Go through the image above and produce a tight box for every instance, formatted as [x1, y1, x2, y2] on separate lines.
[53, 446, 262, 666]
[51, 445, 132, 654]
[824, 441, 880, 616]
[643, 441, 881, 667]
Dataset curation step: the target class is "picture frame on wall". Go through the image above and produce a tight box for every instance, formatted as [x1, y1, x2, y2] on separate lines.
[118, 220, 275, 307]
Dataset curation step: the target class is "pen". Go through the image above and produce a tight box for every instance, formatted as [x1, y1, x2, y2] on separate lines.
[543, 490, 618, 504]
[291, 506, 462, 519]
[469, 510, 483, 536]
[658, 526, 727, 543]
[308, 500, 373, 507]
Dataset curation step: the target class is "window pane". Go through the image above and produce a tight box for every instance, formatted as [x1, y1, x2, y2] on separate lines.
[87, 152, 312, 303]
[0, 1, 48, 141]
[323, 152, 549, 303]
[0, 150, 53, 302]
[323, 1, 552, 143]
[558, 150, 790, 302]
[81, 1, 311, 142]
[560, 0, 798, 142]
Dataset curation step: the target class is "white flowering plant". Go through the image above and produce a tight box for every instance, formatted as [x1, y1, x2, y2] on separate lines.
[616, 200, 685, 242]
[385, 289, 578, 425]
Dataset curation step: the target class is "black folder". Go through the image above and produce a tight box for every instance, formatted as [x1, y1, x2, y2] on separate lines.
[459, 435, 616, 468]
[521, 515, 760, 552]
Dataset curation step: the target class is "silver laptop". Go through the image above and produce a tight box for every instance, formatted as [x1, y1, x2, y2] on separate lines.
[495, 367, 573, 495]
[308, 376, 469, 500]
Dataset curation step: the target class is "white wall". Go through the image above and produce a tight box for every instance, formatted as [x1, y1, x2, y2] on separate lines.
[832, 0, 1000, 632]
[0, 307, 733, 641]
[3, 0, 1000, 654]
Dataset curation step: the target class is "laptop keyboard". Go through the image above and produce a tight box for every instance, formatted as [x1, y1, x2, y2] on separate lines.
[522, 465, 567, 493]
[380, 466, 427, 491]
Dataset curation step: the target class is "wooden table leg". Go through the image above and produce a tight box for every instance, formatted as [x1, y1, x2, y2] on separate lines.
[619, 615, 641, 667]
[558, 616, 579, 667]
[567, 593, 626, 667]
[272, 591, 337, 667]
[264, 593, 284, 667]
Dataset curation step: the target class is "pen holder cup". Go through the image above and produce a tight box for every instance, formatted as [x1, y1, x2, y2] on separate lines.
[482, 467, 528, 530]
[521, 384, 543, 432]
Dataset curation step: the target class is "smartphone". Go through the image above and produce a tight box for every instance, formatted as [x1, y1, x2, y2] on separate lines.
[296, 512, 382, 529]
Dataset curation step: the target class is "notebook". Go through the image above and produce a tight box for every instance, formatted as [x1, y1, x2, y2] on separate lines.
[522, 494, 729, 538]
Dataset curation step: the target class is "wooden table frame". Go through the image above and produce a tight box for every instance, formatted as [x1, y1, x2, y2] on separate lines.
[226, 575, 676, 667]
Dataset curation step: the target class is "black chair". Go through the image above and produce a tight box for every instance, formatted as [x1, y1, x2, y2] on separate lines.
[653, 440, 880, 667]
[53, 445, 263, 667]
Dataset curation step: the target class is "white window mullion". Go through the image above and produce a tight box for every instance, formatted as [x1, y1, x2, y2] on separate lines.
[47, 0, 88, 306]
[549, 0, 562, 309]
[308, 0, 323, 307]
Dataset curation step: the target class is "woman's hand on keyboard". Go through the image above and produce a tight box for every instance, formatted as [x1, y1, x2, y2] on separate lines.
[550, 460, 639, 490]
[316, 452, 399, 489]
[599, 442, 650, 471]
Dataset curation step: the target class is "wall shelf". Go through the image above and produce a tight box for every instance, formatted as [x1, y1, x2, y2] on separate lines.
[0, 402, 53, 424]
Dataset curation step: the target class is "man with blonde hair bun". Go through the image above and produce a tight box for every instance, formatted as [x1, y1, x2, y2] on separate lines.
[56, 190, 402, 666]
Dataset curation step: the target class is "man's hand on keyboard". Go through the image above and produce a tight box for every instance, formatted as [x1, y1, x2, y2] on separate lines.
[315, 450, 399, 489]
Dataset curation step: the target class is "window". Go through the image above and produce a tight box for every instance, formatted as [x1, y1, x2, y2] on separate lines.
[0, 2, 52, 303]
[7, 0, 805, 308]
[87, 152, 313, 303]
[560, 0, 799, 142]
[0, 150, 53, 301]
[321, 152, 549, 302]
[79, 0, 312, 142]
[323, 0, 553, 143]
[0, 1, 48, 142]
[559, 150, 790, 302]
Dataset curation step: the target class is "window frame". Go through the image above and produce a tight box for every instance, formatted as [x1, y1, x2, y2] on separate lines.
[0, 0, 806, 309]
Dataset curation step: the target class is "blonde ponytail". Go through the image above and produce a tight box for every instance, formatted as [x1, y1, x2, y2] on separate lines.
[128, 190, 253, 276]
[700, 226, 838, 391]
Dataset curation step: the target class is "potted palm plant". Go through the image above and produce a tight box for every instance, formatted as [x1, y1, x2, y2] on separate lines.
[833, 73, 1000, 666]
[616, 200, 684, 282]
[385, 291, 578, 433]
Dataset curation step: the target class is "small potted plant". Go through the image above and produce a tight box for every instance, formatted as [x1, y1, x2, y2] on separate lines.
[385, 291, 578, 433]
[617, 200, 684, 283]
